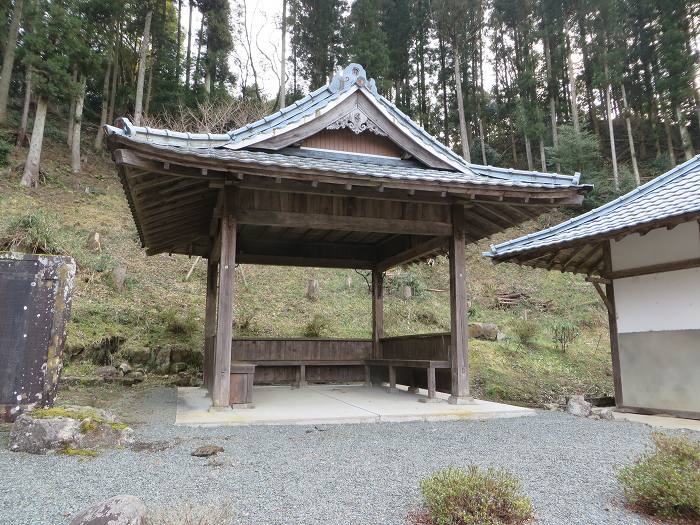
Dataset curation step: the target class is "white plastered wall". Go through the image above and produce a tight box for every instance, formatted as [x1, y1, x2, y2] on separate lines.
[609, 221, 700, 414]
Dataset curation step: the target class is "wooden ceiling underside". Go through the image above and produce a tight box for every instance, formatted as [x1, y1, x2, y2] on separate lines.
[114, 142, 582, 268]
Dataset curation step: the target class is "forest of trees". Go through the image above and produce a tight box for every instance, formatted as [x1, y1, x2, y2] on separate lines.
[1, 0, 699, 203]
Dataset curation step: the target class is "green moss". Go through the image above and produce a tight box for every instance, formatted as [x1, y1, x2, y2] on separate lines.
[30, 407, 101, 421]
[58, 447, 100, 458]
[108, 422, 129, 431]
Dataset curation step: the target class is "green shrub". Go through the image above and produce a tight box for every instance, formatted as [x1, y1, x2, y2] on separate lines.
[0, 210, 64, 254]
[409, 466, 534, 525]
[550, 321, 579, 352]
[160, 308, 198, 336]
[302, 314, 329, 338]
[0, 139, 12, 167]
[618, 433, 700, 520]
[388, 271, 425, 297]
[511, 318, 538, 345]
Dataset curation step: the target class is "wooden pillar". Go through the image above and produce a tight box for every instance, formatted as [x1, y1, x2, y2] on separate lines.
[371, 269, 384, 359]
[603, 242, 623, 406]
[212, 213, 236, 407]
[448, 204, 472, 404]
[203, 259, 218, 392]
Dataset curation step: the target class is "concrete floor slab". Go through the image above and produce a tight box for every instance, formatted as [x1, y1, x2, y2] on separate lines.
[175, 384, 535, 426]
[612, 411, 700, 431]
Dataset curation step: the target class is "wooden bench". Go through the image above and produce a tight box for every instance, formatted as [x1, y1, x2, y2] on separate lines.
[364, 358, 450, 400]
[245, 359, 369, 387]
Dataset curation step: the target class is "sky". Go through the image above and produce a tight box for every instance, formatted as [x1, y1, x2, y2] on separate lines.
[187, 0, 289, 98]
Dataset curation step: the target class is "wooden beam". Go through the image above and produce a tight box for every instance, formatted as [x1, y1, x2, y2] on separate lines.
[236, 252, 373, 269]
[448, 204, 471, 404]
[212, 192, 236, 408]
[372, 269, 384, 359]
[234, 210, 452, 236]
[605, 256, 700, 280]
[376, 236, 447, 272]
[603, 242, 623, 407]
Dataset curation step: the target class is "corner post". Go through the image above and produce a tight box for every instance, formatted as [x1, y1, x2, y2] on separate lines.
[371, 268, 384, 359]
[448, 203, 472, 404]
[212, 189, 237, 408]
[203, 259, 218, 392]
[603, 241, 623, 407]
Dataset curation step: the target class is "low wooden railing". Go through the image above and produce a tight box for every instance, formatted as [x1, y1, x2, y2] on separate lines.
[379, 332, 450, 361]
[232, 338, 371, 384]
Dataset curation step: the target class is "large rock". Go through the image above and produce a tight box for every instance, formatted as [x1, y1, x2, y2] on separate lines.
[154, 347, 171, 374]
[566, 395, 592, 417]
[9, 406, 133, 454]
[69, 495, 146, 525]
[126, 347, 151, 366]
[468, 322, 500, 341]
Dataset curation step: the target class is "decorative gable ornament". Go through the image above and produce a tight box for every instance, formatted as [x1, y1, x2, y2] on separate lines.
[326, 108, 387, 136]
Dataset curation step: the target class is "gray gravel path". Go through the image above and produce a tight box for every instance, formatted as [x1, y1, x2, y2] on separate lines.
[1, 386, 697, 525]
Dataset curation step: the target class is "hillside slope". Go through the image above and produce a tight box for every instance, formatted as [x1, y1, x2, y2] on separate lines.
[0, 128, 613, 406]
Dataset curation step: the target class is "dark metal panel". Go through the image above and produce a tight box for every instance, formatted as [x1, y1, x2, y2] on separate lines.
[0, 253, 76, 421]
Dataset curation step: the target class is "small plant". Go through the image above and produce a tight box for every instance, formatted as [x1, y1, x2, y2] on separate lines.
[550, 321, 579, 352]
[0, 139, 12, 167]
[618, 433, 700, 520]
[408, 466, 534, 525]
[511, 318, 538, 346]
[302, 314, 329, 338]
[161, 308, 198, 336]
[0, 210, 64, 254]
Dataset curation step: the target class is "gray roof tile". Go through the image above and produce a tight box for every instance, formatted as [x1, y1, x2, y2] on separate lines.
[486, 155, 700, 258]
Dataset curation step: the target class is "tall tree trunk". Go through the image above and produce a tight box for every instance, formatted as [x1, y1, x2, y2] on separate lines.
[664, 119, 676, 167]
[565, 31, 580, 135]
[604, 62, 619, 190]
[509, 119, 517, 163]
[185, 0, 193, 89]
[676, 105, 694, 161]
[94, 62, 111, 151]
[453, 43, 470, 162]
[576, 11, 599, 138]
[67, 68, 77, 147]
[71, 76, 86, 173]
[438, 37, 449, 145]
[134, 10, 153, 126]
[193, 19, 203, 90]
[16, 66, 31, 146]
[539, 138, 547, 172]
[21, 96, 47, 188]
[478, 118, 487, 165]
[144, 50, 153, 118]
[107, 27, 120, 126]
[524, 135, 534, 170]
[544, 34, 560, 171]
[278, 0, 287, 109]
[0, 0, 23, 122]
[176, 0, 182, 83]
[621, 83, 640, 185]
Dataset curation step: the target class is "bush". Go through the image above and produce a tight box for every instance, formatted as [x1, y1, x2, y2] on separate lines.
[0, 210, 64, 254]
[302, 314, 329, 338]
[388, 271, 425, 297]
[511, 318, 538, 345]
[408, 466, 534, 525]
[550, 321, 579, 352]
[160, 308, 198, 337]
[0, 139, 12, 167]
[618, 433, 700, 520]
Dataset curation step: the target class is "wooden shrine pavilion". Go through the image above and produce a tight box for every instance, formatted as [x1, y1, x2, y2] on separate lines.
[105, 64, 588, 408]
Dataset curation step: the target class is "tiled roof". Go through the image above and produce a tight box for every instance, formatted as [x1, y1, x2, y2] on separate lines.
[123, 142, 577, 189]
[105, 63, 583, 190]
[486, 155, 700, 259]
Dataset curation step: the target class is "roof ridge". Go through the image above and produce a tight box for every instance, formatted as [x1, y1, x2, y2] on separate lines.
[485, 154, 700, 256]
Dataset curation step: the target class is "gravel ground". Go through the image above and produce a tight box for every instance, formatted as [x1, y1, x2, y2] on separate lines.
[1, 385, 697, 525]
